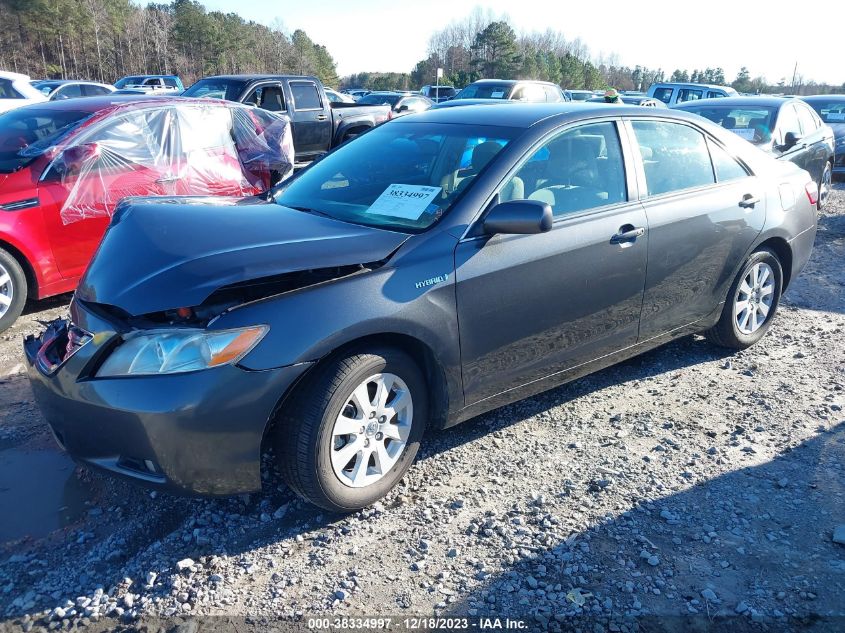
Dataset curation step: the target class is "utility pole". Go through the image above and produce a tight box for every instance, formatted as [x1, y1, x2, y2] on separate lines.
[791, 61, 798, 91]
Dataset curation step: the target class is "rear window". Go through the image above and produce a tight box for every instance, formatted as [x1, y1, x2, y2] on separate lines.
[0, 108, 92, 173]
[454, 84, 513, 100]
[0, 79, 23, 100]
[182, 78, 248, 101]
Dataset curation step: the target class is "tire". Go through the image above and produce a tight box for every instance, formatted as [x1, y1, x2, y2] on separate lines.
[818, 161, 832, 211]
[0, 248, 27, 334]
[706, 249, 783, 349]
[275, 347, 427, 512]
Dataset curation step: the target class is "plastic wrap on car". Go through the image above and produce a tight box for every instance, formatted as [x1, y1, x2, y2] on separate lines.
[57, 103, 294, 224]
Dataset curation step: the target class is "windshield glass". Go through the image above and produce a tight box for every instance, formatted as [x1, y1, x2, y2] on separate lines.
[114, 76, 145, 89]
[358, 93, 401, 106]
[681, 105, 777, 144]
[454, 84, 513, 100]
[806, 100, 845, 124]
[33, 82, 61, 96]
[182, 78, 248, 101]
[0, 108, 92, 173]
[272, 122, 518, 233]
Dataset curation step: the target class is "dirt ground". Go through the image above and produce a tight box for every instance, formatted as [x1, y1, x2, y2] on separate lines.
[0, 187, 843, 633]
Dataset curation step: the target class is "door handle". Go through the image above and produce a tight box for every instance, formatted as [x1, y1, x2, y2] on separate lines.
[739, 194, 760, 208]
[316, 114, 328, 121]
[610, 225, 645, 244]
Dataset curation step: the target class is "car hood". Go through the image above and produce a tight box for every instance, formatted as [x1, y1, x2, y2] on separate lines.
[76, 196, 410, 316]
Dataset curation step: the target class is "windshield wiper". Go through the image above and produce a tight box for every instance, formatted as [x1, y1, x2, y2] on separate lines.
[284, 205, 334, 219]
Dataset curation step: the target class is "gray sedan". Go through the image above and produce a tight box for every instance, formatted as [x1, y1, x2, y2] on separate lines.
[25, 104, 818, 511]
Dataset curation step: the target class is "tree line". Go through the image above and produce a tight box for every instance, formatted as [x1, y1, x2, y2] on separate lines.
[0, 0, 339, 87]
[342, 8, 844, 95]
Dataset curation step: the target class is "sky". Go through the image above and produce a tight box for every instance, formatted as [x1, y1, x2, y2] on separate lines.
[164, 0, 844, 85]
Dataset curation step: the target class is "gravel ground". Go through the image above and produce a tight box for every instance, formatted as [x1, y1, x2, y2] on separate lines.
[1, 187, 844, 633]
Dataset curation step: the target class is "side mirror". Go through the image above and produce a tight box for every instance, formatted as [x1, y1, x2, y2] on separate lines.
[781, 131, 802, 150]
[483, 200, 553, 235]
[397, 104, 409, 112]
[60, 142, 100, 174]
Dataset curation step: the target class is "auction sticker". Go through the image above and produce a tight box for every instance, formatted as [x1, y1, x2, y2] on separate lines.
[367, 184, 442, 220]
[729, 128, 756, 140]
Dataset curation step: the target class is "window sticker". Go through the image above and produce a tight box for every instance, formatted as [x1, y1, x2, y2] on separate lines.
[367, 184, 442, 220]
[827, 112, 845, 121]
[491, 91, 505, 98]
[729, 128, 756, 141]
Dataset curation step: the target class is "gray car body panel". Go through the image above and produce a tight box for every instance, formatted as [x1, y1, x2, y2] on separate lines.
[25, 104, 818, 495]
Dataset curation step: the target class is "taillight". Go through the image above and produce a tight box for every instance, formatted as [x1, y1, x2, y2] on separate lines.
[805, 181, 818, 205]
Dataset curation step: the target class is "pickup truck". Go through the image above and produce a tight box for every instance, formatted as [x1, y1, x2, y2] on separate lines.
[181, 75, 391, 164]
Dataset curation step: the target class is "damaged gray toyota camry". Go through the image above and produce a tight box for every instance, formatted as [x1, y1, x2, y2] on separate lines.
[24, 104, 818, 511]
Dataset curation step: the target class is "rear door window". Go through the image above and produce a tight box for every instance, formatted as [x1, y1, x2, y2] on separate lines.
[82, 84, 111, 96]
[795, 103, 819, 135]
[0, 79, 23, 99]
[55, 84, 84, 100]
[290, 82, 323, 110]
[163, 78, 179, 88]
[707, 139, 749, 182]
[677, 88, 704, 103]
[775, 104, 801, 145]
[632, 120, 715, 196]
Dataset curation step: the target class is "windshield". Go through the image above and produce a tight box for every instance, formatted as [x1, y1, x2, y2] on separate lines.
[33, 82, 61, 96]
[806, 100, 845, 124]
[272, 122, 518, 233]
[0, 108, 92, 173]
[114, 76, 145, 89]
[182, 78, 248, 101]
[454, 84, 513, 100]
[681, 105, 777, 144]
[358, 93, 401, 106]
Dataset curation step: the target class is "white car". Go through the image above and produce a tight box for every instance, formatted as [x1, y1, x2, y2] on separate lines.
[0, 71, 47, 113]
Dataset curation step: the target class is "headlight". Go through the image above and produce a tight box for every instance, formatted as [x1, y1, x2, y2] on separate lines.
[96, 326, 267, 377]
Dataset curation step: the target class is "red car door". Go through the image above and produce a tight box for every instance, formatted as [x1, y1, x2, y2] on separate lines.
[37, 108, 173, 280]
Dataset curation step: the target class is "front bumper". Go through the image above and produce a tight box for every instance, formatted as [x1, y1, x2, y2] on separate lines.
[24, 316, 311, 496]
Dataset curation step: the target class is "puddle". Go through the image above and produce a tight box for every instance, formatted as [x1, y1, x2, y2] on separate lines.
[0, 447, 93, 543]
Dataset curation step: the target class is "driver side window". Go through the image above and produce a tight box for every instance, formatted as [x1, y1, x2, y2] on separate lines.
[501, 122, 627, 216]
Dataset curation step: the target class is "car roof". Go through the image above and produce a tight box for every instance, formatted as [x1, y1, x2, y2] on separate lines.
[652, 82, 735, 90]
[0, 71, 30, 81]
[800, 94, 845, 102]
[119, 74, 179, 79]
[674, 96, 794, 108]
[5, 95, 231, 113]
[465, 78, 557, 87]
[198, 74, 318, 82]
[410, 102, 702, 128]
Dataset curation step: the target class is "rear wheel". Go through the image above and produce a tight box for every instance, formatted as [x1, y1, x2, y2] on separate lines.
[0, 248, 27, 333]
[706, 249, 782, 349]
[275, 347, 427, 511]
[818, 161, 832, 210]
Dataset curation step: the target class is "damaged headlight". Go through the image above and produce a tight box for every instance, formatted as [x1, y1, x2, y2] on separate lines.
[96, 326, 267, 377]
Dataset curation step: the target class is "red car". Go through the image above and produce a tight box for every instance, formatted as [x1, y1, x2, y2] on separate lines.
[0, 96, 292, 331]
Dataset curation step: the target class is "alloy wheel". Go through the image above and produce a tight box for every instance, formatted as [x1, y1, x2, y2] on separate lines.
[0, 261, 13, 319]
[734, 262, 775, 335]
[330, 373, 413, 488]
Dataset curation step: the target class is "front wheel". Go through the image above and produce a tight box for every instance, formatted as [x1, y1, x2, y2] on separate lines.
[275, 347, 427, 511]
[705, 249, 783, 349]
[818, 161, 832, 210]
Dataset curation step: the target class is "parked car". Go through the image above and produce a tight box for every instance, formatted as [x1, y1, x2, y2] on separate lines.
[113, 75, 184, 93]
[342, 89, 370, 100]
[182, 75, 391, 163]
[420, 85, 458, 103]
[648, 82, 737, 105]
[800, 95, 845, 179]
[675, 96, 835, 208]
[0, 96, 294, 331]
[431, 98, 521, 110]
[24, 103, 818, 510]
[355, 91, 433, 118]
[325, 88, 355, 103]
[452, 79, 569, 103]
[565, 89, 593, 101]
[0, 71, 47, 113]
[31, 80, 115, 100]
[586, 95, 667, 107]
